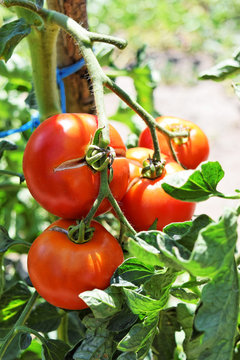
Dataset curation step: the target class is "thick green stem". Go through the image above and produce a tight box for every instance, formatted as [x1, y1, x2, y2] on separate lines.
[16, 8, 61, 121]
[84, 168, 109, 226]
[0, 290, 38, 359]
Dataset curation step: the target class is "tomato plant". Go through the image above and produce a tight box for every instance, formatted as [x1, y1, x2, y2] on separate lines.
[23, 113, 129, 219]
[121, 147, 196, 231]
[27, 218, 124, 310]
[1, 1, 240, 360]
[139, 116, 210, 169]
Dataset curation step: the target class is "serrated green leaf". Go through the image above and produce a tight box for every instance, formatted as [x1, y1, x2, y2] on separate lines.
[111, 257, 155, 288]
[163, 214, 213, 252]
[71, 317, 114, 360]
[26, 302, 61, 333]
[162, 161, 226, 202]
[199, 58, 240, 81]
[118, 314, 158, 353]
[79, 287, 122, 319]
[0, 19, 31, 62]
[67, 312, 86, 346]
[132, 207, 238, 278]
[107, 307, 138, 333]
[186, 261, 239, 360]
[152, 308, 180, 360]
[143, 268, 177, 302]
[0, 282, 31, 328]
[0, 139, 17, 159]
[123, 288, 165, 315]
[170, 288, 199, 304]
[42, 339, 70, 360]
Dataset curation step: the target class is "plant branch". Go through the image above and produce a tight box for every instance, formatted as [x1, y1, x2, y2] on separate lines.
[89, 32, 128, 49]
[0, 290, 38, 359]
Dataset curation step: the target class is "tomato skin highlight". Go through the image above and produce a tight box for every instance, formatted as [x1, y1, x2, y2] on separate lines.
[27, 219, 124, 310]
[121, 147, 196, 231]
[23, 113, 129, 219]
[138, 116, 209, 169]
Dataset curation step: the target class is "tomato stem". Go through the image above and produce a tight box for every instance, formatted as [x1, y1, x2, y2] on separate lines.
[0, 291, 38, 359]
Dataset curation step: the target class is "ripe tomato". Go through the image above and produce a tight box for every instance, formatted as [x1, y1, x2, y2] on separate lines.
[23, 113, 129, 219]
[27, 218, 124, 310]
[138, 116, 209, 169]
[126, 147, 169, 182]
[121, 148, 196, 231]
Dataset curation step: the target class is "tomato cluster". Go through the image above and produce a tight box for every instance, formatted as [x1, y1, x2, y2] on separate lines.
[24, 113, 208, 310]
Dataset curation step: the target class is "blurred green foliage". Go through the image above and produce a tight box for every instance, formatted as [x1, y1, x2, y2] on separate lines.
[88, 0, 240, 57]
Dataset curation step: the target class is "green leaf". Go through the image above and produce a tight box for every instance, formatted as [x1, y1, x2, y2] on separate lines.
[163, 214, 213, 252]
[67, 312, 86, 346]
[143, 268, 177, 302]
[0, 225, 29, 253]
[186, 261, 239, 360]
[117, 352, 137, 360]
[19, 332, 32, 350]
[0, 19, 31, 62]
[79, 287, 122, 319]
[199, 58, 240, 81]
[0, 140, 17, 159]
[71, 317, 114, 360]
[131, 207, 238, 278]
[123, 288, 166, 315]
[0, 282, 31, 328]
[152, 308, 180, 360]
[176, 303, 194, 352]
[20, 339, 42, 359]
[42, 339, 70, 360]
[26, 302, 62, 333]
[117, 314, 158, 353]
[170, 288, 199, 304]
[107, 307, 138, 333]
[161, 161, 225, 202]
[111, 257, 155, 288]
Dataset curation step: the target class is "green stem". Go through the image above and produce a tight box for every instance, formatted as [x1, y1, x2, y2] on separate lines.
[16, 8, 61, 121]
[84, 168, 109, 226]
[107, 191, 136, 235]
[105, 77, 162, 162]
[0, 169, 25, 182]
[57, 310, 69, 343]
[0, 291, 38, 359]
[89, 32, 128, 49]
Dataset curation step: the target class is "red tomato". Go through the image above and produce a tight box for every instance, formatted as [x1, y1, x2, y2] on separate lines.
[27, 219, 124, 310]
[138, 116, 209, 169]
[23, 113, 129, 219]
[121, 148, 196, 231]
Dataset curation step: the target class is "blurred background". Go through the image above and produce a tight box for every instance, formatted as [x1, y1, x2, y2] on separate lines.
[1, 0, 240, 258]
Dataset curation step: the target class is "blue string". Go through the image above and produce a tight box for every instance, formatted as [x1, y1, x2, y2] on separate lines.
[0, 58, 86, 138]
[56, 58, 86, 113]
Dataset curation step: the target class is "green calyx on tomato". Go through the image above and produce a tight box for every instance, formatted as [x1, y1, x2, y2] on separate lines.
[23, 113, 129, 219]
[122, 147, 196, 231]
[141, 157, 166, 180]
[27, 219, 124, 310]
[85, 127, 117, 172]
[50, 220, 95, 244]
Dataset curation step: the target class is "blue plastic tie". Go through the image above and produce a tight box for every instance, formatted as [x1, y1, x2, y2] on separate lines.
[0, 113, 40, 138]
[56, 58, 86, 113]
[0, 58, 86, 138]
